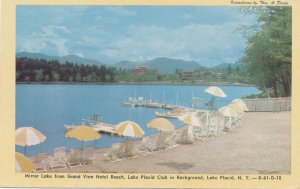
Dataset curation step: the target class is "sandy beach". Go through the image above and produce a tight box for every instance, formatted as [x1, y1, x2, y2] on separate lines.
[53, 111, 290, 174]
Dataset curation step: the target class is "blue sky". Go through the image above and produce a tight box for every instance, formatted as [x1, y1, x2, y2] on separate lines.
[16, 6, 257, 66]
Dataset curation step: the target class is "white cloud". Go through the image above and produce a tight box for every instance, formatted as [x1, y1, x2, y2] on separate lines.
[94, 20, 247, 66]
[19, 25, 70, 56]
[18, 37, 48, 53]
[74, 52, 84, 57]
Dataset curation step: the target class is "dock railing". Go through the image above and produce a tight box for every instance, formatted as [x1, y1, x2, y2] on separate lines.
[243, 97, 291, 112]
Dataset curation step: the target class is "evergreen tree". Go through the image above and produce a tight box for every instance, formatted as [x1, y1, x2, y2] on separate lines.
[241, 7, 291, 97]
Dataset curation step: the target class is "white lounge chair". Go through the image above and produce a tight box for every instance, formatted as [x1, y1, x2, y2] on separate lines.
[82, 147, 95, 165]
[152, 132, 171, 151]
[207, 111, 226, 135]
[67, 148, 81, 167]
[111, 140, 140, 159]
[52, 147, 68, 169]
[175, 127, 194, 144]
[164, 131, 179, 148]
[138, 133, 170, 154]
[104, 143, 124, 162]
[137, 136, 156, 155]
[31, 153, 52, 172]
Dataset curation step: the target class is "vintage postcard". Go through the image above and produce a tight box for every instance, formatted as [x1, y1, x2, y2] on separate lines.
[0, 0, 299, 188]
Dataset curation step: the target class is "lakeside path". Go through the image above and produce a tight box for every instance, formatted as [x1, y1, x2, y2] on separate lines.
[58, 111, 291, 174]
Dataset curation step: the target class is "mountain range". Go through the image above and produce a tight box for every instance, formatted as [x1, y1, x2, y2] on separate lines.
[113, 57, 204, 73]
[16, 52, 104, 66]
[16, 52, 240, 73]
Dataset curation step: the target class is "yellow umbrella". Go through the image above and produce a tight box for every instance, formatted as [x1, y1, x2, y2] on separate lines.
[15, 152, 35, 173]
[65, 125, 100, 141]
[205, 86, 227, 97]
[228, 102, 244, 114]
[16, 127, 47, 155]
[116, 121, 144, 137]
[65, 125, 101, 159]
[178, 112, 204, 127]
[147, 118, 175, 132]
[218, 106, 239, 118]
[232, 99, 249, 111]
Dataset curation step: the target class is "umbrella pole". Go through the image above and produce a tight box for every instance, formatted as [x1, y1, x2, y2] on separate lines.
[80, 140, 84, 162]
[94, 139, 97, 147]
[24, 145, 27, 156]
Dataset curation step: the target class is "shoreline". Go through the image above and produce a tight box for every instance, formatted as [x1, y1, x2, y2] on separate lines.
[16, 81, 255, 87]
[38, 111, 290, 174]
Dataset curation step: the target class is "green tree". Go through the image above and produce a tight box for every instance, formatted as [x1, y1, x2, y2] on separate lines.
[227, 65, 232, 75]
[241, 7, 291, 97]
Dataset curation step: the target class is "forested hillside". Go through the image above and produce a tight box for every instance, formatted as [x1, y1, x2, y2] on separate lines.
[16, 57, 115, 82]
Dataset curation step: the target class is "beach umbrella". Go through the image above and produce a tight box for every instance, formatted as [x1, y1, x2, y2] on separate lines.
[147, 118, 175, 132]
[178, 112, 204, 128]
[218, 106, 239, 129]
[218, 106, 239, 118]
[15, 152, 35, 173]
[16, 127, 47, 155]
[65, 125, 101, 159]
[116, 120, 144, 138]
[232, 99, 249, 111]
[205, 86, 227, 97]
[228, 102, 244, 114]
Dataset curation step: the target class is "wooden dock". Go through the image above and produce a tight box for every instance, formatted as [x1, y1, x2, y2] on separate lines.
[64, 123, 120, 136]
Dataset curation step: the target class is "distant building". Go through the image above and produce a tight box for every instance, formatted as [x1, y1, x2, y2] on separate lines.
[131, 67, 147, 76]
[215, 72, 223, 79]
[156, 73, 162, 81]
[178, 69, 223, 81]
[179, 71, 193, 81]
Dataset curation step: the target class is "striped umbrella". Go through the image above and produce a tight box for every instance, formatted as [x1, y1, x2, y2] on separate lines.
[15, 152, 35, 173]
[228, 102, 244, 114]
[218, 106, 239, 128]
[116, 121, 144, 137]
[147, 118, 175, 132]
[232, 99, 249, 111]
[178, 112, 204, 127]
[16, 127, 47, 155]
[205, 86, 227, 97]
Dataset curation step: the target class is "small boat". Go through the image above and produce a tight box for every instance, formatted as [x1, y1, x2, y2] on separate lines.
[162, 104, 175, 109]
[144, 102, 162, 108]
[122, 97, 145, 107]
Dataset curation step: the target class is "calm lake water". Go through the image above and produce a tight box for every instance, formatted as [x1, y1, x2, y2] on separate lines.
[16, 84, 260, 156]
